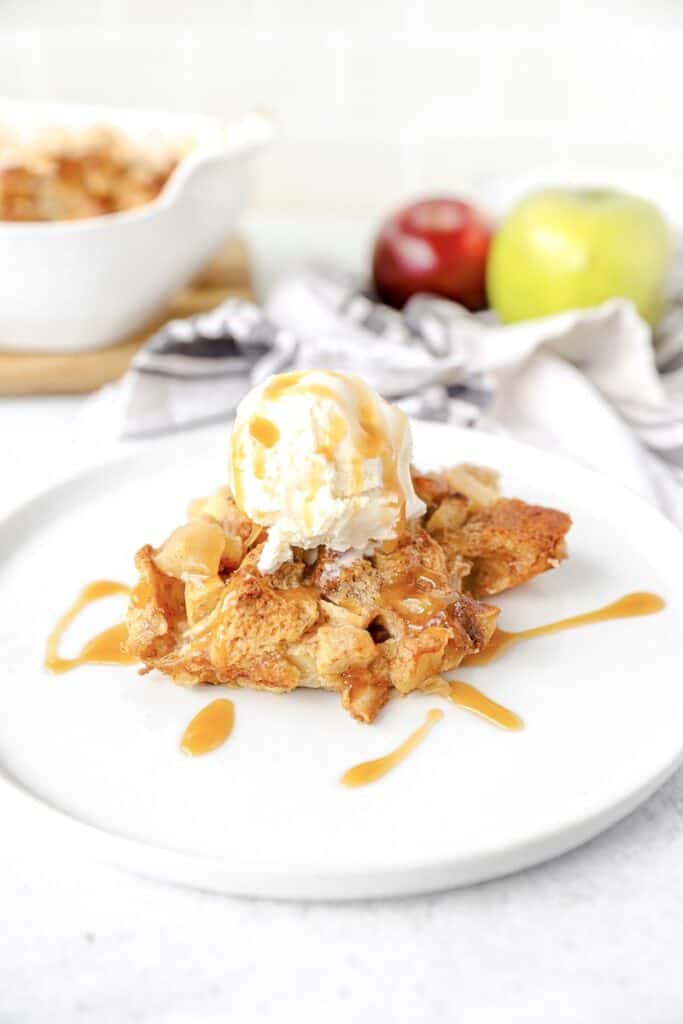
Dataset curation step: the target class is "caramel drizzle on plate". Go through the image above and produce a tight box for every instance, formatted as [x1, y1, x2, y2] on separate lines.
[341, 708, 444, 787]
[44, 582, 665, 777]
[464, 591, 665, 667]
[426, 679, 523, 731]
[181, 698, 235, 756]
[45, 580, 136, 674]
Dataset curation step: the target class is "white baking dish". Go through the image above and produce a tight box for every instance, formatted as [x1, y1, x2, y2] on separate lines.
[0, 101, 272, 352]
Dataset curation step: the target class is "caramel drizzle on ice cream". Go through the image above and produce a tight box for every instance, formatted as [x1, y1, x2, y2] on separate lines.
[249, 416, 280, 448]
[230, 371, 411, 553]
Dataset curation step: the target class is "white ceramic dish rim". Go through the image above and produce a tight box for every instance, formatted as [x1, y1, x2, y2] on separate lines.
[2, 424, 683, 899]
[0, 99, 274, 236]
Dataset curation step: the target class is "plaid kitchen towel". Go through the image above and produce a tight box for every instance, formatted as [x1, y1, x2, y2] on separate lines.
[84, 262, 683, 528]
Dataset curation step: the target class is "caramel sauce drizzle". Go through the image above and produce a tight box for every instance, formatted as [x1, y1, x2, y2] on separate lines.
[229, 426, 246, 513]
[249, 416, 280, 448]
[464, 591, 665, 667]
[341, 708, 444, 787]
[44, 571, 665, 775]
[357, 397, 386, 459]
[45, 580, 136, 674]
[246, 413, 278, 481]
[426, 679, 523, 730]
[253, 444, 266, 480]
[381, 567, 451, 626]
[263, 371, 330, 402]
[379, 406, 408, 537]
[317, 412, 348, 461]
[304, 459, 325, 531]
[181, 698, 235, 756]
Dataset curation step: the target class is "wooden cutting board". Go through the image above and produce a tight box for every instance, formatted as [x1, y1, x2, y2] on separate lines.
[0, 237, 253, 396]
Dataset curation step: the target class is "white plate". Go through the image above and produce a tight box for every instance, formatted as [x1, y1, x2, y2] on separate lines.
[1, 422, 682, 900]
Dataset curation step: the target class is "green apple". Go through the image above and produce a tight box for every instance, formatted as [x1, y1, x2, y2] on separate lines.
[487, 188, 673, 326]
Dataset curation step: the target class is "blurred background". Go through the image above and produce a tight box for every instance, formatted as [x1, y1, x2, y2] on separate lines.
[2, 0, 682, 217]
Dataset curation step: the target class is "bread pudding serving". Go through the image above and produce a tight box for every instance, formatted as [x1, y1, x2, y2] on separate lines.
[126, 371, 571, 723]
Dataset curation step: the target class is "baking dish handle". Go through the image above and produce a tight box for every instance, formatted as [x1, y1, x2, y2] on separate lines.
[161, 110, 274, 205]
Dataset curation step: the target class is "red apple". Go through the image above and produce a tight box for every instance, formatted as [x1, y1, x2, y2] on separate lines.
[372, 196, 493, 310]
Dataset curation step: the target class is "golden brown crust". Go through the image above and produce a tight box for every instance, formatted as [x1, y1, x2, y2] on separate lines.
[418, 465, 571, 598]
[341, 661, 392, 723]
[446, 592, 499, 656]
[125, 462, 571, 722]
[433, 498, 571, 598]
[125, 545, 186, 662]
[312, 549, 381, 625]
[374, 528, 449, 588]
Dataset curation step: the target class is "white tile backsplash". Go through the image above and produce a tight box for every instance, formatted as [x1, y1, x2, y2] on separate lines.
[0, 0, 680, 214]
[30, 34, 190, 110]
[1, 0, 107, 28]
[179, 38, 341, 135]
[339, 41, 496, 140]
[0, 33, 41, 97]
[252, 138, 412, 213]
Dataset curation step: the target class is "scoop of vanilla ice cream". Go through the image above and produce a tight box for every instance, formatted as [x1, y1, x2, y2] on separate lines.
[228, 370, 426, 572]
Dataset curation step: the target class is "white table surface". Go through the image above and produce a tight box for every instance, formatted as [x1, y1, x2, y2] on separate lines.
[2, 215, 683, 1024]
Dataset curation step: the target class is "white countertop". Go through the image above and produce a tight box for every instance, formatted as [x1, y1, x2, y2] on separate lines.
[2, 215, 683, 1024]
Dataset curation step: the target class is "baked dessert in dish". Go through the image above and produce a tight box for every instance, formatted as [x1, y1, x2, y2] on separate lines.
[126, 371, 571, 722]
[0, 125, 183, 221]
